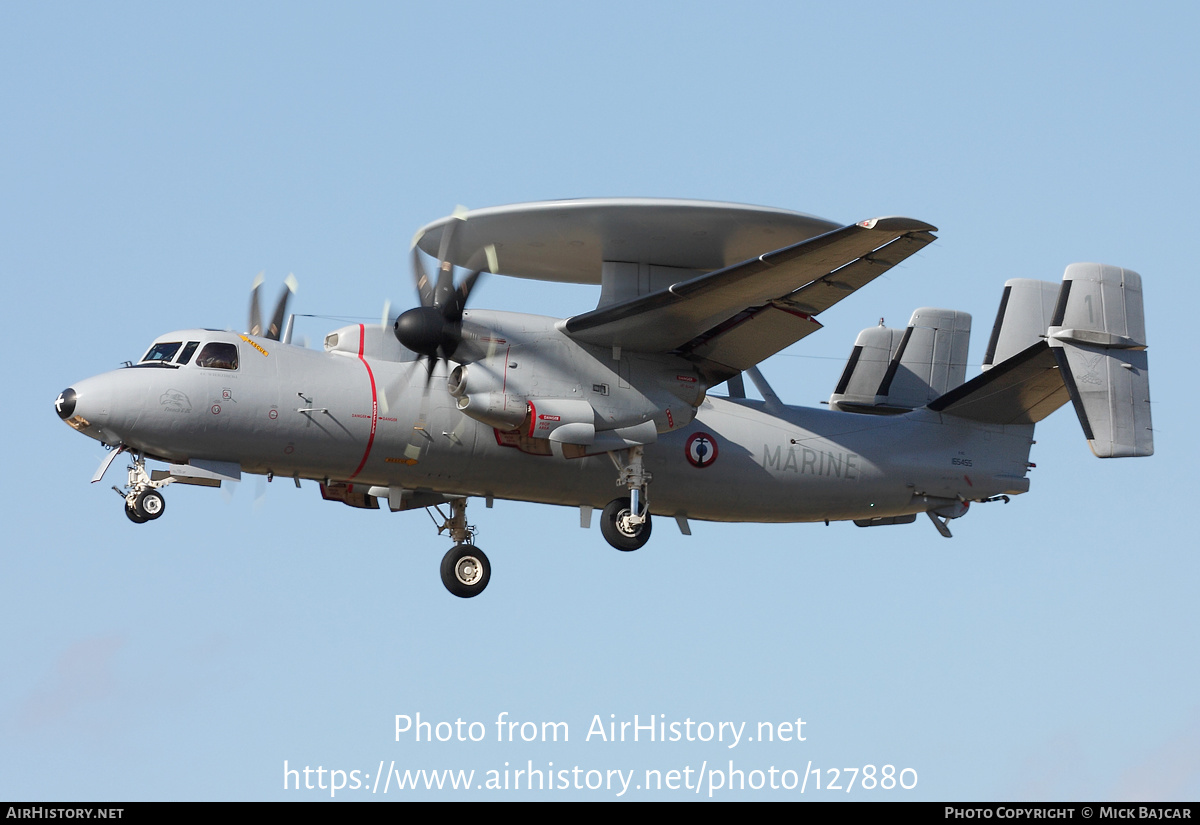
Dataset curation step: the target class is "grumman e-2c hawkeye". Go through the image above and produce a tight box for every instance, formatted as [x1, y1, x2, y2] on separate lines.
[54, 199, 1153, 597]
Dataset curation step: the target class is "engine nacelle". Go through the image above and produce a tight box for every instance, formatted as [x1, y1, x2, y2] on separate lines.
[449, 357, 703, 442]
[448, 365, 527, 431]
[454, 391, 529, 431]
[324, 323, 412, 362]
[528, 398, 595, 442]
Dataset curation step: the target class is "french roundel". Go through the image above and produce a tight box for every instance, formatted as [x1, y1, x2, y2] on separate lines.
[685, 432, 718, 468]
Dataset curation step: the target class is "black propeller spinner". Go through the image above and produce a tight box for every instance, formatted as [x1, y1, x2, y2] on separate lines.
[393, 221, 483, 374]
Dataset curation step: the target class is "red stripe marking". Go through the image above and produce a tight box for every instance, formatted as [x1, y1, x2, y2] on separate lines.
[348, 324, 378, 480]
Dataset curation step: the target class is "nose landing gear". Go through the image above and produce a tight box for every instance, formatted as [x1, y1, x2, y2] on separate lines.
[113, 453, 172, 524]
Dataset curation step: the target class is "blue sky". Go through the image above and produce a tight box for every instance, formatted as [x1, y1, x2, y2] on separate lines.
[3, 1, 1197, 800]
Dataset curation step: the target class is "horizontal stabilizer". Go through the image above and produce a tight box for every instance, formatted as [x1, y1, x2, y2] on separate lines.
[928, 341, 1068, 424]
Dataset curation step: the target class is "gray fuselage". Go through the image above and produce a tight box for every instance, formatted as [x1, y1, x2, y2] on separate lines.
[59, 321, 1035, 524]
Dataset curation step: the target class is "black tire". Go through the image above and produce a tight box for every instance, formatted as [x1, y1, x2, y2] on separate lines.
[125, 502, 148, 524]
[135, 490, 166, 520]
[440, 544, 491, 598]
[600, 497, 652, 551]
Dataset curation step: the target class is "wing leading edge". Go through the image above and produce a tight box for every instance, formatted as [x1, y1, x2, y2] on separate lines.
[560, 217, 937, 378]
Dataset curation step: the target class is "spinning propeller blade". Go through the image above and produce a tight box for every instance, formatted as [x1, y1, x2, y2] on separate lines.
[394, 209, 490, 376]
[247, 272, 298, 341]
[266, 274, 298, 341]
[411, 246, 434, 307]
[248, 272, 266, 336]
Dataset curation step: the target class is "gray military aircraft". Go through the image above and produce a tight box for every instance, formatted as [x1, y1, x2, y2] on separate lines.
[55, 199, 1153, 597]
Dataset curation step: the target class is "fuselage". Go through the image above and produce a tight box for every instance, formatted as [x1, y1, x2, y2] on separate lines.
[57, 319, 1035, 524]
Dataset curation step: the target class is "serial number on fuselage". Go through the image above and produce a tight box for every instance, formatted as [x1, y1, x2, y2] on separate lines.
[762, 444, 860, 479]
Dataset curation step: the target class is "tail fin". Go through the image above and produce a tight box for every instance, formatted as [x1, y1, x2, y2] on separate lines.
[930, 264, 1152, 458]
[982, 278, 1061, 369]
[830, 308, 971, 413]
[1047, 264, 1152, 457]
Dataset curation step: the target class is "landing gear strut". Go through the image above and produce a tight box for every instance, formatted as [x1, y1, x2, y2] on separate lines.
[113, 453, 171, 524]
[430, 498, 491, 598]
[601, 445, 653, 551]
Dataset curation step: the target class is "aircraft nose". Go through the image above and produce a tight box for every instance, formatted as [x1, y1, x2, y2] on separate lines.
[55, 387, 78, 419]
[55, 375, 120, 444]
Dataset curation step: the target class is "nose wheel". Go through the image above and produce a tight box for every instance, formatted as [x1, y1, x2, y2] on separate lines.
[135, 489, 166, 519]
[114, 453, 171, 524]
[124, 490, 166, 523]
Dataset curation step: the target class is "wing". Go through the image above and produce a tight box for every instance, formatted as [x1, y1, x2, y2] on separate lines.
[561, 217, 937, 377]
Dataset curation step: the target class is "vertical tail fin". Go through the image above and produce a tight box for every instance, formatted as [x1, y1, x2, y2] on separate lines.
[982, 279, 1061, 369]
[829, 325, 906, 413]
[1047, 264, 1152, 457]
[930, 264, 1152, 458]
[830, 308, 971, 413]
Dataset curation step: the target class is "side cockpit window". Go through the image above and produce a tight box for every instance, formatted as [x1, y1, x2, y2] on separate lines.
[141, 342, 181, 363]
[177, 341, 200, 365]
[195, 342, 239, 370]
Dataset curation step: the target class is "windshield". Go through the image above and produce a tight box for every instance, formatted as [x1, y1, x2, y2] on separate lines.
[178, 341, 200, 364]
[141, 342, 181, 363]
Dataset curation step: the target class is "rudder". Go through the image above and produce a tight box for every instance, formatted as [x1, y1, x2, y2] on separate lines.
[1048, 263, 1152, 457]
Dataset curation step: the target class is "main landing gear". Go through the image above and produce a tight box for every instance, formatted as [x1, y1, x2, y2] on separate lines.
[601, 445, 653, 552]
[431, 498, 491, 598]
[114, 453, 172, 524]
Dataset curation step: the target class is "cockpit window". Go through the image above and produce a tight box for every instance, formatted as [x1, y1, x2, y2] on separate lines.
[195, 342, 239, 370]
[177, 341, 200, 364]
[141, 342, 182, 363]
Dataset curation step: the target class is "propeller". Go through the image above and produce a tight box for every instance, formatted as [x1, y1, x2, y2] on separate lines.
[248, 272, 298, 340]
[393, 209, 493, 380]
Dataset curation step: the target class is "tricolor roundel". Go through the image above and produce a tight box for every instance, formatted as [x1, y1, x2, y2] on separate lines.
[685, 432, 718, 468]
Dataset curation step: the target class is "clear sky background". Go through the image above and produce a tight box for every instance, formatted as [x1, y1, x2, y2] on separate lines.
[3, 1, 1197, 801]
